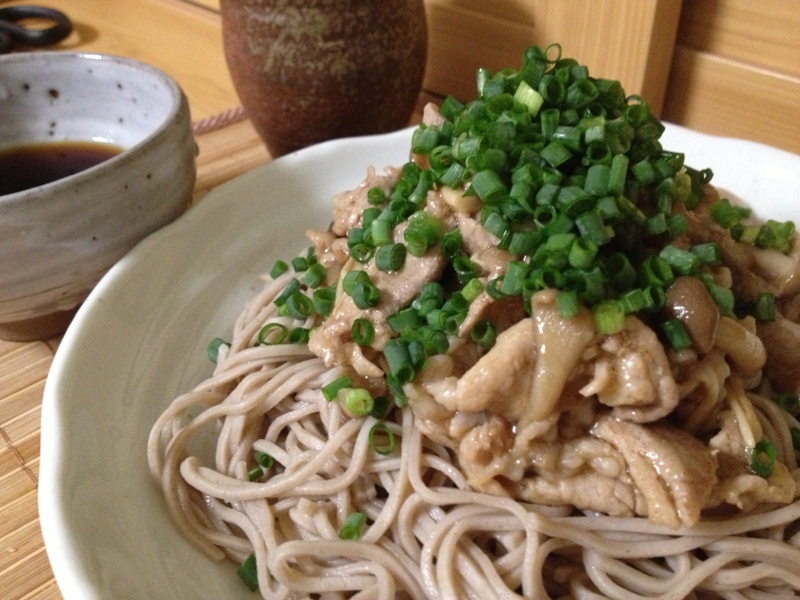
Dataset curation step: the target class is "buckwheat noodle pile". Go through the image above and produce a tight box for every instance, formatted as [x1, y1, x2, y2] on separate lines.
[148, 45, 800, 599]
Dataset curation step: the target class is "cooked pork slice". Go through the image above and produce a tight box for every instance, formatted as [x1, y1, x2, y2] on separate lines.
[515, 436, 643, 518]
[584, 316, 680, 423]
[592, 416, 717, 528]
[309, 248, 446, 375]
[331, 166, 400, 236]
[411, 290, 595, 424]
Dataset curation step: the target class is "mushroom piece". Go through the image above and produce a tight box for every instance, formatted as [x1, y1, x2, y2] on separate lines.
[664, 276, 720, 354]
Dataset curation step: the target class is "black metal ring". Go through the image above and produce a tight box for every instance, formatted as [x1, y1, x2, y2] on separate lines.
[0, 6, 73, 50]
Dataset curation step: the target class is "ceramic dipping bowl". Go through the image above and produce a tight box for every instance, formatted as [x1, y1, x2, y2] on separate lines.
[0, 52, 196, 341]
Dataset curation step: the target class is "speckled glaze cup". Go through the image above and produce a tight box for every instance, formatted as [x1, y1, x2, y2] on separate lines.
[0, 52, 196, 341]
[220, 0, 427, 157]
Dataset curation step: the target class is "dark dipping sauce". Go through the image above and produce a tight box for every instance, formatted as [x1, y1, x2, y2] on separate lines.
[0, 140, 124, 196]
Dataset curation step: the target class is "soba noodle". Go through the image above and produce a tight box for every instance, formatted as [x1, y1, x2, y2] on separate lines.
[148, 45, 800, 598]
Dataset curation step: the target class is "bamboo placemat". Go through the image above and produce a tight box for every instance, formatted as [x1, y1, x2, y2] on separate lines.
[0, 115, 270, 600]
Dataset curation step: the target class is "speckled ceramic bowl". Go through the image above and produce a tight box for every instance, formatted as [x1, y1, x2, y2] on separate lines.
[0, 52, 196, 340]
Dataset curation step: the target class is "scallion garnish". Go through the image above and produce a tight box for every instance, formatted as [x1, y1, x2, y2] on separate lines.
[254, 450, 274, 469]
[383, 339, 415, 385]
[471, 319, 497, 348]
[592, 300, 625, 335]
[207, 337, 229, 364]
[369, 422, 396, 455]
[351, 318, 375, 345]
[352, 280, 381, 309]
[237, 553, 259, 591]
[287, 327, 311, 344]
[269, 260, 289, 279]
[339, 512, 366, 540]
[344, 388, 374, 417]
[322, 375, 352, 402]
[750, 439, 776, 478]
[772, 392, 799, 415]
[258, 323, 288, 345]
[661, 318, 693, 351]
[375, 242, 406, 272]
[285, 291, 314, 320]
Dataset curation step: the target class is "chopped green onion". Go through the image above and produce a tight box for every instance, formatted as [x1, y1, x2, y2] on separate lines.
[440, 228, 463, 260]
[258, 323, 288, 345]
[274, 278, 300, 307]
[754, 293, 775, 321]
[237, 554, 259, 592]
[339, 512, 367, 540]
[351, 318, 375, 345]
[452, 256, 477, 285]
[592, 300, 625, 334]
[755, 219, 795, 253]
[540, 140, 572, 168]
[462, 277, 484, 302]
[792, 428, 800, 451]
[750, 439, 776, 478]
[207, 337, 229, 364]
[270, 260, 289, 279]
[375, 243, 406, 272]
[254, 450, 274, 469]
[370, 395, 390, 419]
[556, 289, 580, 317]
[312, 286, 336, 317]
[285, 291, 314, 320]
[369, 422, 396, 455]
[287, 327, 310, 344]
[407, 339, 427, 372]
[514, 80, 544, 115]
[661, 318, 693, 351]
[344, 388, 374, 417]
[710, 197, 747, 229]
[342, 270, 369, 296]
[302, 262, 327, 288]
[404, 211, 444, 256]
[772, 392, 799, 414]
[367, 187, 387, 205]
[371, 218, 393, 247]
[352, 281, 381, 309]
[247, 466, 264, 481]
[659, 245, 700, 276]
[471, 319, 497, 348]
[690, 242, 721, 265]
[386, 307, 424, 335]
[291, 256, 308, 272]
[322, 375, 352, 402]
[383, 339, 415, 385]
[421, 328, 450, 355]
[500, 261, 528, 296]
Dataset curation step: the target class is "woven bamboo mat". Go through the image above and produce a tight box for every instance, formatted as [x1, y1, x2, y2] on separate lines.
[0, 115, 270, 600]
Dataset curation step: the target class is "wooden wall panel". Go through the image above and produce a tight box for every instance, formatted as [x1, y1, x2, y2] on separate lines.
[421, 0, 683, 115]
[662, 0, 800, 155]
[676, 0, 800, 76]
[663, 47, 800, 155]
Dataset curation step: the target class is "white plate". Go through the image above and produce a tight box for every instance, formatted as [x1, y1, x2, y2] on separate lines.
[39, 124, 800, 599]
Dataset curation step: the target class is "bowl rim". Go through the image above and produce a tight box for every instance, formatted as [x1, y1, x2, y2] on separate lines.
[0, 51, 191, 203]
